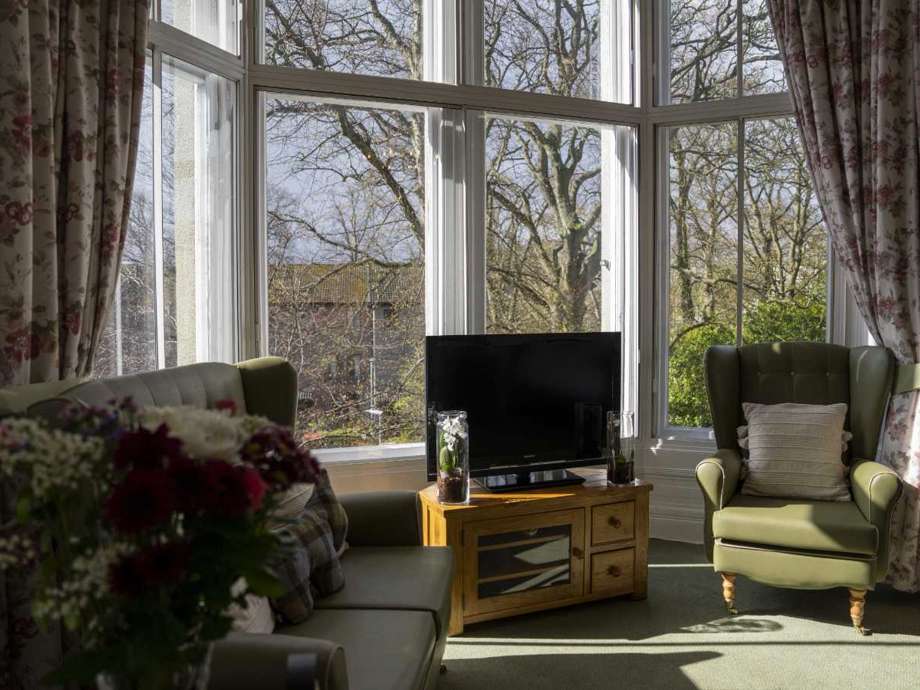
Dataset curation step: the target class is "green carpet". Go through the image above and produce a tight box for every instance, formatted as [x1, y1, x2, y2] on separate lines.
[441, 540, 920, 690]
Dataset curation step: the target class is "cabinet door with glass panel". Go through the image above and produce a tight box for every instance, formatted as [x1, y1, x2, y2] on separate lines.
[463, 509, 585, 617]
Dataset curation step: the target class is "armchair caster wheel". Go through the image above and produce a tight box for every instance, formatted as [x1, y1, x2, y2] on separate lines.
[440, 664, 448, 675]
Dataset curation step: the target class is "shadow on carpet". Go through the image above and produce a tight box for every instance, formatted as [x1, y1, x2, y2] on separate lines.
[441, 540, 920, 690]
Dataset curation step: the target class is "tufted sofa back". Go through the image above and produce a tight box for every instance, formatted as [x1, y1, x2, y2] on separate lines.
[705, 342, 895, 462]
[0, 357, 298, 429]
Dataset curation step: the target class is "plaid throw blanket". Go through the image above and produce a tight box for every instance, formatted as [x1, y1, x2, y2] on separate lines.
[271, 469, 348, 623]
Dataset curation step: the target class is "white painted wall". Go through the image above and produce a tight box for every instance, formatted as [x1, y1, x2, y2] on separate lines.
[324, 444, 707, 545]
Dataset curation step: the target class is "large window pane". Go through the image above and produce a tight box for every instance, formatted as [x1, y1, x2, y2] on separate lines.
[485, 116, 603, 334]
[162, 56, 236, 367]
[95, 62, 158, 377]
[742, 117, 825, 342]
[263, 0, 423, 80]
[667, 123, 738, 427]
[264, 95, 426, 448]
[667, 0, 737, 103]
[162, 0, 239, 54]
[742, 0, 785, 95]
[484, 0, 601, 99]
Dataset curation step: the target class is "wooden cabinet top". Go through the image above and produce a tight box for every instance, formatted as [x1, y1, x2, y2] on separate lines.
[419, 468, 652, 520]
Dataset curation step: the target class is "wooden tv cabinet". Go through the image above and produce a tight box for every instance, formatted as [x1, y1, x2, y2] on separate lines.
[419, 469, 652, 635]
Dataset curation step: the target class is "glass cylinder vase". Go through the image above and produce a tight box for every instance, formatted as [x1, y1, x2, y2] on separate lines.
[436, 410, 470, 504]
[606, 411, 636, 485]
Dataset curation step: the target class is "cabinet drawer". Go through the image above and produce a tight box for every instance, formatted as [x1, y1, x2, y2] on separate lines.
[591, 501, 635, 545]
[590, 548, 635, 596]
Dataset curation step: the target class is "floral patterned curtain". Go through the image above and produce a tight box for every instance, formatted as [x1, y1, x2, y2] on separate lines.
[0, 0, 148, 385]
[0, 2, 148, 687]
[767, 0, 920, 591]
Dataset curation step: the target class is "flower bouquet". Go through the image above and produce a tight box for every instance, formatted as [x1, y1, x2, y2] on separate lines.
[0, 399, 319, 690]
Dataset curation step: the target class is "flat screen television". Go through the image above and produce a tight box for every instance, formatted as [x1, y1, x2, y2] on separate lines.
[425, 332, 621, 491]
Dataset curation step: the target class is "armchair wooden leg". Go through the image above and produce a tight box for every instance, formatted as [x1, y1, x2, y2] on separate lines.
[720, 572, 738, 615]
[848, 589, 870, 636]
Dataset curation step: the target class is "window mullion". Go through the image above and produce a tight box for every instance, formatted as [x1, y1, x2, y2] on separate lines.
[152, 48, 167, 370]
[461, 0, 484, 86]
[465, 110, 485, 334]
[736, 0, 743, 97]
[736, 118, 745, 346]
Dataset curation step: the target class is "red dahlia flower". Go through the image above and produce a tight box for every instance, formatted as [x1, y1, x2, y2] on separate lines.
[105, 469, 176, 534]
[215, 399, 238, 415]
[241, 467, 268, 511]
[201, 460, 262, 517]
[114, 423, 185, 471]
[167, 455, 207, 514]
[138, 542, 190, 587]
[242, 426, 321, 489]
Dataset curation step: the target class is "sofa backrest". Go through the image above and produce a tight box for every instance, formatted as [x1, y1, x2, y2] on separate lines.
[64, 362, 247, 411]
[0, 357, 298, 428]
[705, 342, 894, 460]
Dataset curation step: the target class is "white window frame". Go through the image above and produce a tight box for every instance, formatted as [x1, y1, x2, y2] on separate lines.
[104, 8, 245, 375]
[246, 0, 641, 462]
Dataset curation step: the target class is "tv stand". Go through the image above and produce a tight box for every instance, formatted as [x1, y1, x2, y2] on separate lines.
[478, 469, 585, 492]
[419, 469, 652, 635]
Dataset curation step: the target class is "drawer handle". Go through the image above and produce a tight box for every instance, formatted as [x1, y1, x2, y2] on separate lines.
[607, 565, 622, 578]
[572, 547, 584, 560]
[608, 516, 622, 528]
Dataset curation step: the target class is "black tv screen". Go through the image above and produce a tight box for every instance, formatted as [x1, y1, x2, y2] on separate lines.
[425, 332, 621, 480]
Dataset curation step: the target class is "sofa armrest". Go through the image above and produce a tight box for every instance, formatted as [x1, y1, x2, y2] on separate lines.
[208, 632, 348, 690]
[851, 459, 902, 580]
[695, 448, 743, 562]
[340, 491, 421, 547]
[236, 357, 298, 428]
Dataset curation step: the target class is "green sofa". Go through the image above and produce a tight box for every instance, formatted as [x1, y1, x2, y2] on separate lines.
[2, 358, 452, 690]
[696, 342, 902, 634]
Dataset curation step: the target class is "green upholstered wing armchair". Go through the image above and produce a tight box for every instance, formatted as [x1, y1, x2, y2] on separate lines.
[695, 342, 902, 634]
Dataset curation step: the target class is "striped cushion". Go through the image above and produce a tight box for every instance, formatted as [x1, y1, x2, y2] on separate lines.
[740, 402, 851, 502]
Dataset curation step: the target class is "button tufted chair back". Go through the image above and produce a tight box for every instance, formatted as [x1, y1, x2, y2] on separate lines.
[705, 342, 895, 462]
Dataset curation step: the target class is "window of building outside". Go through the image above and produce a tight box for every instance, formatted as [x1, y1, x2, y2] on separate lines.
[93, 2, 836, 456]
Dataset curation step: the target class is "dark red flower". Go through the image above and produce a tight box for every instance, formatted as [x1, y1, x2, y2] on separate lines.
[137, 542, 189, 588]
[109, 553, 146, 597]
[167, 455, 207, 514]
[201, 460, 254, 518]
[105, 469, 176, 534]
[114, 424, 184, 471]
[241, 467, 268, 511]
[241, 426, 321, 489]
[215, 399, 237, 415]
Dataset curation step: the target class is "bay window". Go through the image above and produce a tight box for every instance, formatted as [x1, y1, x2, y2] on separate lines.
[93, 2, 848, 464]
